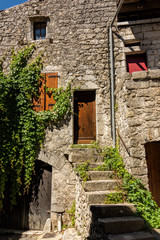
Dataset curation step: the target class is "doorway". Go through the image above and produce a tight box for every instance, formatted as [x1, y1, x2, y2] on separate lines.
[145, 141, 160, 206]
[74, 91, 96, 144]
[0, 160, 52, 230]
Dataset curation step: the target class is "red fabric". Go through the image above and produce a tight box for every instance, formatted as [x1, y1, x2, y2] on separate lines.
[126, 54, 147, 73]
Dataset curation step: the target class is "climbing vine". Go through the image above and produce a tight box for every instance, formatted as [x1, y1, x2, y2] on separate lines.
[73, 143, 160, 229]
[102, 147, 160, 229]
[0, 45, 72, 210]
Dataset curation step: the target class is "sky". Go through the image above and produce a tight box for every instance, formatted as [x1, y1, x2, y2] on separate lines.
[0, 0, 28, 10]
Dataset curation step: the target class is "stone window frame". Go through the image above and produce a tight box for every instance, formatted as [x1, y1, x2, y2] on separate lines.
[29, 16, 50, 41]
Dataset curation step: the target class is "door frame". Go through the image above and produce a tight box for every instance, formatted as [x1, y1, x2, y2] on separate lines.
[73, 90, 96, 144]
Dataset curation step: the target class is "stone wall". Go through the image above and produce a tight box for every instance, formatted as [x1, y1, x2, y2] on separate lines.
[0, 0, 117, 228]
[114, 20, 160, 185]
[75, 176, 91, 239]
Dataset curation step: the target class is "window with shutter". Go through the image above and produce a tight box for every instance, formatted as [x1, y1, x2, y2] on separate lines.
[126, 53, 147, 74]
[33, 73, 58, 112]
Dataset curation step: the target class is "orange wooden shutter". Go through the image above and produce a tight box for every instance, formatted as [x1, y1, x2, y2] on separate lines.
[33, 74, 45, 112]
[45, 73, 58, 111]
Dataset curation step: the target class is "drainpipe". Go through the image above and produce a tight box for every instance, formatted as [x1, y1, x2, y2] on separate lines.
[109, 0, 125, 148]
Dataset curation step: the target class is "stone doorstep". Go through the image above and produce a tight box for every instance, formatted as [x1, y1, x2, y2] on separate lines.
[84, 180, 119, 192]
[68, 147, 104, 163]
[108, 231, 155, 240]
[98, 216, 144, 234]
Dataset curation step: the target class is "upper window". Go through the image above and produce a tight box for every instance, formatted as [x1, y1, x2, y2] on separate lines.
[34, 22, 46, 40]
[29, 16, 49, 41]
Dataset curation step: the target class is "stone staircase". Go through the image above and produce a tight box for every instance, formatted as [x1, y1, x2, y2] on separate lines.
[70, 148, 155, 240]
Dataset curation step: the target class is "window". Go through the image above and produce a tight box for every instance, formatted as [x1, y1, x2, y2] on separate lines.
[126, 53, 147, 74]
[34, 22, 46, 40]
[29, 16, 49, 41]
[33, 73, 58, 112]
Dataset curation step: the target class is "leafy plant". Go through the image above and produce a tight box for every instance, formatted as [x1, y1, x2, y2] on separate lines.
[74, 161, 90, 182]
[102, 147, 160, 229]
[0, 45, 73, 209]
[67, 201, 76, 227]
[105, 192, 126, 204]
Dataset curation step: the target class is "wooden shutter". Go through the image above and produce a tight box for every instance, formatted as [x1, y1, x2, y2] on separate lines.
[45, 73, 58, 111]
[33, 73, 58, 112]
[33, 74, 45, 112]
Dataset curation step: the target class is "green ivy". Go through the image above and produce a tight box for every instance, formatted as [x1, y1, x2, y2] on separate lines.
[74, 161, 90, 182]
[0, 45, 73, 210]
[67, 201, 76, 227]
[105, 191, 126, 204]
[102, 147, 160, 229]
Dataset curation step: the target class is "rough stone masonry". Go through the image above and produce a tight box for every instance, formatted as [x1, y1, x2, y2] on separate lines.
[0, 0, 117, 229]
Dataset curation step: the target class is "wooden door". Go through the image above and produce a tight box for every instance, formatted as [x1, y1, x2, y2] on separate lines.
[0, 160, 52, 230]
[145, 142, 160, 206]
[74, 91, 96, 144]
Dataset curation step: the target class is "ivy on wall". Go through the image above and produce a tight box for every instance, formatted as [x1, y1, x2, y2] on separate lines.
[0, 45, 72, 209]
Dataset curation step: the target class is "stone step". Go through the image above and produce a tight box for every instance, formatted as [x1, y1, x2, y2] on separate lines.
[68, 147, 104, 163]
[71, 153, 104, 163]
[89, 171, 114, 180]
[84, 180, 118, 192]
[90, 204, 136, 218]
[98, 216, 144, 234]
[108, 231, 155, 240]
[73, 162, 104, 170]
[88, 162, 105, 169]
[87, 191, 117, 204]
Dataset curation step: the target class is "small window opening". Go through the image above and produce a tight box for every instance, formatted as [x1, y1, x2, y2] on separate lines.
[126, 53, 147, 73]
[125, 41, 141, 47]
[34, 22, 46, 40]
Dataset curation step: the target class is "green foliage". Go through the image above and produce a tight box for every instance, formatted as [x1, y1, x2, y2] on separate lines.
[0, 45, 72, 210]
[105, 191, 126, 204]
[74, 161, 90, 182]
[102, 147, 160, 229]
[67, 201, 76, 227]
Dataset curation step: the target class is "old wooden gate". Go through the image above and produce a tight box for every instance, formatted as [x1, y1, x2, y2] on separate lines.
[145, 141, 160, 207]
[74, 91, 96, 144]
[0, 160, 52, 230]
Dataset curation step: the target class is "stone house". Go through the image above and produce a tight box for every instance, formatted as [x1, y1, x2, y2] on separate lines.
[0, 0, 160, 233]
